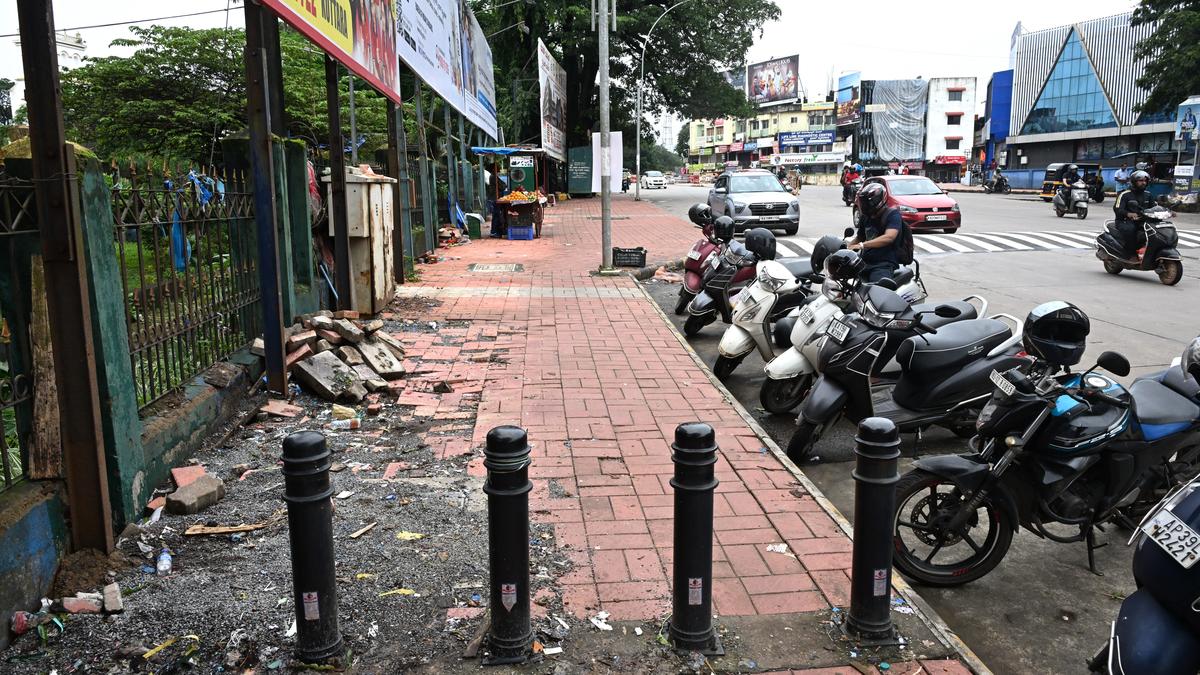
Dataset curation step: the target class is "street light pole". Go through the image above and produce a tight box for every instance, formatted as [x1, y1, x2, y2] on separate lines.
[599, 0, 613, 270]
[635, 0, 695, 202]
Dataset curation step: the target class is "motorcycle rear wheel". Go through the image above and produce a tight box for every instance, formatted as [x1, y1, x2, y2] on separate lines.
[713, 353, 746, 380]
[760, 375, 813, 415]
[1055, 208, 1065, 218]
[1157, 260, 1183, 286]
[683, 313, 711, 337]
[1102, 261, 1123, 275]
[674, 288, 695, 315]
[892, 469, 1014, 587]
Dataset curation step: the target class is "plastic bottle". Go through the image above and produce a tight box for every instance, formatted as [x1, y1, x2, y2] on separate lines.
[156, 548, 173, 576]
[329, 418, 361, 430]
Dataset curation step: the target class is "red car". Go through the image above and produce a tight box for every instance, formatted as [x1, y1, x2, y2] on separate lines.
[856, 175, 962, 234]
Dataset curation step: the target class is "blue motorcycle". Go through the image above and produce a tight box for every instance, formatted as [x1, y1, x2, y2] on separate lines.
[890, 331, 1200, 587]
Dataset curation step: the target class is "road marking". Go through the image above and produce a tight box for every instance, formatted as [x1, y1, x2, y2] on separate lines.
[1175, 231, 1200, 246]
[918, 234, 976, 252]
[1009, 231, 1092, 248]
[966, 233, 1037, 251]
[911, 238, 947, 254]
[776, 238, 813, 255]
[939, 233, 1003, 251]
[1045, 231, 1103, 247]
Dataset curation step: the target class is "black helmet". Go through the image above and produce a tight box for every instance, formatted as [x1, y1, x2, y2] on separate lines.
[743, 227, 777, 261]
[857, 182, 887, 216]
[1131, 170, 1150, 190]
[1067, 164, 1078, 173]
[1183, 336, 1200, 385]
[1023, 301, 1090, 367]
[810, 235, 846, 274]
[823, 249, 865, 281]
[688, 203, 712, 225]
[713, 216, 735, 243]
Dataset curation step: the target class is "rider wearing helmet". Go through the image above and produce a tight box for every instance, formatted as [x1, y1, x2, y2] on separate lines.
[1059, 163, 1081, 202]
[850, 182, 903, 282]
[1023, 301, 1091, 367]
[1113, 170, 1155, 260]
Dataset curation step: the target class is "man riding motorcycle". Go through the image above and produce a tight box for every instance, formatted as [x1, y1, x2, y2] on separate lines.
[1059, 163, 1082, 202]
[1112, 169, 1155, 261]
[848, 182, 903, 282]
[841, 165, 862, 204]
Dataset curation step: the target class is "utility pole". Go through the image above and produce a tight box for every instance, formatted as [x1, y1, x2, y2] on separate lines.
[598, 0, 614, 271]
[349, 76, 358, 165]
[635, 0, 695, 202]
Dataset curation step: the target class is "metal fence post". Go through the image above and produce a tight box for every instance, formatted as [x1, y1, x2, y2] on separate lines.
[669, 422, 723, 655]
[325, 56, 352, 310]
[483, 426, 534, 665]
[846, 417, 901, 642]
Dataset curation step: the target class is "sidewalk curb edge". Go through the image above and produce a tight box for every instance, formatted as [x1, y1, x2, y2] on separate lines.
[634, 281, 993, 675]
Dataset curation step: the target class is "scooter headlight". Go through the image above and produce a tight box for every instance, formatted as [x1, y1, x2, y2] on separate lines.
[861, 297, 896, 329]
[757, 263, 790, 292]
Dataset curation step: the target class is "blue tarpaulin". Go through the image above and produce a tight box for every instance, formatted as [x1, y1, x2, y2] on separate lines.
[471, 146, 544, 156]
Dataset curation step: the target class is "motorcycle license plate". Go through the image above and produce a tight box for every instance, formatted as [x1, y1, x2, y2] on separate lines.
[990, 369, 1016, 397]
[1142, 510, 1200, 568]
[926, 214, 947, 221]
[826, 316, 851, 344]
[687, 249, 701, 260]
[798, 304, 815, 324]
[709, 254, 721, 269]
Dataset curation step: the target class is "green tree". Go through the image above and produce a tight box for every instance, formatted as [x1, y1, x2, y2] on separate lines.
[675, 124, 690, 157]
[1132, 0, 1200, 114]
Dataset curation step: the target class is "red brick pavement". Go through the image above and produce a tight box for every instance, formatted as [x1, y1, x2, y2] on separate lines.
[390, 193, 975, 671]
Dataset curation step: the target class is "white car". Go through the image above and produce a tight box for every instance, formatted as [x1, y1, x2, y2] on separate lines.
[640, 170, 666, 189]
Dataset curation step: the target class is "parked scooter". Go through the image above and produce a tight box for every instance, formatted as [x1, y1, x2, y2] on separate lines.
[1095, 205, 1184, 285]
[1054, 179, 1090, 219]
[758, 231, 955, 414]
[893, 322, 1200, 588]
[684, 226, 779, 337]
[675, 204, 725, 315]
[785, 250, 1024, 462]
[981, 173, 1010, 194]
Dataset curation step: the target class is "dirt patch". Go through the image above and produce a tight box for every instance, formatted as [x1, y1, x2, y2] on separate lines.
[50, 549, 127, 598]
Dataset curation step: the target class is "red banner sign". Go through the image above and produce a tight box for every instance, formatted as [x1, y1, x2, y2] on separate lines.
[729, 141, 744, 152]
[935, 155, 967, 164]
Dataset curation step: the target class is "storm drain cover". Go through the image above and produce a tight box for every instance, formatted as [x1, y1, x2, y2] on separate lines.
[469, 263, 523, 273]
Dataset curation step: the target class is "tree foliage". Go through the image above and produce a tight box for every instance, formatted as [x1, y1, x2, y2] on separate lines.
[1132, 0, 1200, 113]
[675, 124, 690, 158]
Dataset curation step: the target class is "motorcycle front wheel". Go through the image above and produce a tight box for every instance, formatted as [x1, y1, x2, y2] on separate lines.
[1055, 208, 1065, 218]
[683, 313, 711, 337]
[1103, 261, 1123, 275]
[1002, 185, 1012, 195]
[892, 469, 1014, 587]
[674, 288, 695, 315]
[713, 353, 746, 380]
[1077, 207, 1088, 220]
[1157, 260, 1184, 286]
[760, 375, 813, 415]
[786, 419, 826, 464]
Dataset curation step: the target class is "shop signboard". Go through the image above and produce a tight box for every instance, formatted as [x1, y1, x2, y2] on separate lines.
[537, 39, 568, 161]
[263, 0, 400, 102]
[935, 155, 967, 164]
[778, 130, 835, 147]
[395, 0, 499, 138]
[568, 146, 592, 194]
[774, 152, 844, 165]
[1174, 95, 1200, 140]
[729, 141, 744, 152]
[801, 101, 833, 111]
[716, 145, 729, 153]
[836, 71, 861, 126]
[743, 141, 758, 152]
[746, 55, 800, 107]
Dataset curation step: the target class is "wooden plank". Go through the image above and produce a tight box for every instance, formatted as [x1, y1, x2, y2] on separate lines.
[28, 254, 62, 479]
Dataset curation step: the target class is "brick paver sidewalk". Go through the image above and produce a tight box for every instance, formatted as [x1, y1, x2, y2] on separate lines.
[399, 193, 976, 674]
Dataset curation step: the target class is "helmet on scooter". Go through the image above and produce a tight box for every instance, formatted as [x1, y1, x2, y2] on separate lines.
[810, 235, 846, 275]
[1183, 336, 1200, 385]
[857, 182, 888, 216]
[823, 249, 865, 282]
[743, 227, 777, 261]
[1131, 170, 1150, 191]
[1022, 301, 1090, 367]
[713, 216, 735, 243]
[688, 203, 713, 225]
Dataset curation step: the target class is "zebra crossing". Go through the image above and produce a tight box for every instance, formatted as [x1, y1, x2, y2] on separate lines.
[775, 228, 1200, 258]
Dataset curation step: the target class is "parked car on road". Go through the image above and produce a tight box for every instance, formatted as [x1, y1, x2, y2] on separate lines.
[641, 170, 666, 189]
[855, 175, 961, 234]
[707, 168, 799, 235]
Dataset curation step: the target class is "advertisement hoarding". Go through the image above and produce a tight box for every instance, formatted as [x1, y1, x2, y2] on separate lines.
[721, 69, 746, 94]
[837, 71, 862, 126]
[772, 152, 844, 165]
[1176, 95, 1200, 140]
[395, 0, 499, 139]
[777, 130, 835, 147]
[746, 56, 800, 107]
[263, 0, 400, 102]
[537, 40, 568, 162]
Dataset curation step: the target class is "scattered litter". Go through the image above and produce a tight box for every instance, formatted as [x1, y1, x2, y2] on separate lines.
[285, 620, 296, 637]
[331, 404, 357, 420]
[634, 626, 643, 636]
[589, 611, 613, 631]
[156, 548, 173, 576]
[147, 507, 164, 524]
[184, 521, 266, 536]
[368, 622, 379, 638]
[543, 646, 563, 655]
[554, 616, 570, 631]
[532, 640, 544, 654]
[879, 663, 891, 671]
[349, 522, 377, 539]
[355, 573, 376, 580]
[261, 399, 303, 418]
[335, 490, 355, 500]
[329, 418, 361, 430]
[379, 588, 418, 598]
[891, 597, 916, 615]
[738, 659, 758, 670]
[396, 531, 425, 541]
[765, 543, 796, 558]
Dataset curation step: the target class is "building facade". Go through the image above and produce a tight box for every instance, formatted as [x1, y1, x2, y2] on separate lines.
[686, 101, 842, 180]
[980, 69, 1013, 170]
[1006, 12, 1185, 182]
[854, 79, 929, 173]
[924, 77, 977, 182]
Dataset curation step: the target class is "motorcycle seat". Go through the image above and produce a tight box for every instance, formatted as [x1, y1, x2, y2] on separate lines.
[909, 300, 979, 330]
[1130, 379, 1200, 427]
[1136, 366, 1200, 401]
[896, 318, 1012, 374]
[891, 267, 915, 286]
[778, 258, 814, 280]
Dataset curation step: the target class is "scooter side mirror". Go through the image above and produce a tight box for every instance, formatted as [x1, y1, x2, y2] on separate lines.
[934, 304, 962, 318]
[1097, 351, 1131, 377]
[843, 227, 855, 238]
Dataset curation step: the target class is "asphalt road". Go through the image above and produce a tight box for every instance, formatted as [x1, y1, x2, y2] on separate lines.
[638, 183, 1200, 675]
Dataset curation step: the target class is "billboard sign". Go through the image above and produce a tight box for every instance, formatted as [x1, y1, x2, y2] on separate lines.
[395, 0, 499, 139]
[747, 56, 799, 107]
[777, 130, 835, 147]
[537, 40, 568, 161]
[773, 152, 844, 165]
[836, 71, 862, 126]
[1175, 95, 1200, 140]
[720, 69, 746, 94]
[263, 0, 400, 102]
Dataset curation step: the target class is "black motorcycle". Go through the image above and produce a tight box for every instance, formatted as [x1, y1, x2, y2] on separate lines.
[892, 348, 1200, 587]
[1096, 205, 1184, 285]
[982, 174, 1010, 195]
[786, 281, 1018, 461]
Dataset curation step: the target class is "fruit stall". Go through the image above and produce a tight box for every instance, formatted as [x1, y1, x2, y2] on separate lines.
[471, 145, 549, 239]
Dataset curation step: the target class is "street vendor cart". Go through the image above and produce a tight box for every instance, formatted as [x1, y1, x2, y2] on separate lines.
[471, 146, 549, 239]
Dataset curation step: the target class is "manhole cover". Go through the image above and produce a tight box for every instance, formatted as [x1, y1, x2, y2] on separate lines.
[468, 263, 524, 273]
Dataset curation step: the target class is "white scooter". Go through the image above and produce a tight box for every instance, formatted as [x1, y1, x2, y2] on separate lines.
[1054, 179, 1090, 219]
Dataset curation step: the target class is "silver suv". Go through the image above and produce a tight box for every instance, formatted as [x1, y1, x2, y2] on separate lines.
[707, 169, 799, 234]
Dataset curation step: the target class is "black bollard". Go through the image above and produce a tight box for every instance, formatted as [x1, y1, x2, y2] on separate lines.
[846, 417, 902, 642]
[669, 422, 723, 655]
[281, 431, 343, 662]
[482, 426, 534, 665]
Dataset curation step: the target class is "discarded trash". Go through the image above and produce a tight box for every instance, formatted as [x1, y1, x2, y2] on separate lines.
[532, 640, 544, 654]
[184, 521, 266, 536]
[368, 622, 379, 638]
[634, 626, 643, 636]
[285, 619, 296, 637]
[396, 531, 425, 541]
[329, 418, 361, 430]
[355, 573, 376, 580]
[738, 659, 758, 670]
[331, 404, 357, 420]
[11, 611, 56, 635]
[142, 635, 199, 660]
[349, 522, 377, 539]
[379, 588, 418, 598]
[765, 543, 794, 558]
[891, 597, 916, 615]
[156, 548, 173, 576]
[543, 646, 563, 655]
[879, 663, 891, 671]
[589, 611, 613, 631]
[335, 490, 355, 499]
[147, 506, 164, 525]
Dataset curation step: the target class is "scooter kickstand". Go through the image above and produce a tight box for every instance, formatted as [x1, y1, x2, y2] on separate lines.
[1085, 526, 1106, 576]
